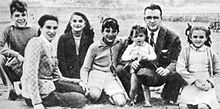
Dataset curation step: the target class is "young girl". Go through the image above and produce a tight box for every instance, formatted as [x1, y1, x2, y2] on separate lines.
[57, 12, 94, 79]
[121, 25, 156, 106]
[80, 18, 128, 106]
[177, 25, 220, 109]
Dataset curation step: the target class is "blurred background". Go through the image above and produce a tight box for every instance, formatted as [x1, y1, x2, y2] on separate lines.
[0, 0, 220, 108]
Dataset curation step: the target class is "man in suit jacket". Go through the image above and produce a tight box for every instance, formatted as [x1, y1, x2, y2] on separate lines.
[117, 4, 183, 105]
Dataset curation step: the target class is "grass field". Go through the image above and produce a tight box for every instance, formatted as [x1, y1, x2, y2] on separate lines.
[0, 6, 220, 109]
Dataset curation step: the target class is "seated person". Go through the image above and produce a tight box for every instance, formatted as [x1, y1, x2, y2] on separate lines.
[117, 4, 183, 106]
[80, 18, 128, 107]
[0, 0, 37, 100]
[21, 14, 89, 109]
[57, 12, 94, 79]
[177, 25, 220, 109]
[121, 25, 156, 107]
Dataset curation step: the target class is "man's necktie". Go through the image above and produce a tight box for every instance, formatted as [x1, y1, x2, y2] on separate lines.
[150, 32, 154, 46]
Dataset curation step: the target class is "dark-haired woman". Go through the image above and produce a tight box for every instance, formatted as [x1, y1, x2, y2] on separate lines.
[21, 14, 89, 109]
[57, 12, 94, 79]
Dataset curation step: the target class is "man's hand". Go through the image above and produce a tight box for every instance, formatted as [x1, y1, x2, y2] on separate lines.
[79, 81, 90, 96]
[34, 103, 45, 109]
[130, 60, 140, 70]
[156, 67, 170, 76]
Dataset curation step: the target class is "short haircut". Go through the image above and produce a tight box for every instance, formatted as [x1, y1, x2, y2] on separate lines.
[38, 14, 58, 28]
[10, 0, 27, 15]
[101, 18, 119, 33]
[144, 4, 162, 16]
[37, 15, 58, 36]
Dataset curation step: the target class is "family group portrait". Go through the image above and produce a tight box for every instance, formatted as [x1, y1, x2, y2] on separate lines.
[0, 0, 220, 109]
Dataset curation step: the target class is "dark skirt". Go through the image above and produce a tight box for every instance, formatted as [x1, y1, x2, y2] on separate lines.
[25, 81, 90, 108]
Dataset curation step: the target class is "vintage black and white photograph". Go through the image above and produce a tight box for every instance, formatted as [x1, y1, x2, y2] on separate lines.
[0, 0, 220, 109]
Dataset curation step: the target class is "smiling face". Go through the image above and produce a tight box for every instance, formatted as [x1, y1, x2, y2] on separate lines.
[70, 15, 86, 32]
[190, 30, 207, 49]
[144, 9, 162, 31]
[132, 33, 146, 46]
[102, 27, 118, 43]
[11, 11, 28, 28]
[40, 20, 58, 42]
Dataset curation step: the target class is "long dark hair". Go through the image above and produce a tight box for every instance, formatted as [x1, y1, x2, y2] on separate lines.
[185, 23, 212, 47]
[64, 12, 94, 37]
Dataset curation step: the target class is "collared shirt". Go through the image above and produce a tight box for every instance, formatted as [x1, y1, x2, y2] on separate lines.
[190, 44, 207, 52]
[121, 42, 156, 61]
[146, 27, 160, 44]
[40, 35, 54, 56]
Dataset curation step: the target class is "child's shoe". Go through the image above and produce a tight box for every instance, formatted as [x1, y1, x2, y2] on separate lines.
[143, 100, 152, 107]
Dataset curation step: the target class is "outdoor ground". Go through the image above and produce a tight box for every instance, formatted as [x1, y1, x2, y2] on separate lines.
[0, 6, 220, 109]
[0, 81, 180, 109]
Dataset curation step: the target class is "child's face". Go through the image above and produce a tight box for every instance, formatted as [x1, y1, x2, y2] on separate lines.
[11, 11, 28, 28]
[190, 30, 207, 48]
[102, 27, 118, 43]
[132, 33, 146, 46]
[70, 15, 86, 32]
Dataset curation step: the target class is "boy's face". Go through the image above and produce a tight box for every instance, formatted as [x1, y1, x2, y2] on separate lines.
[11, 11, 28, 28]
[102, 27, 118, 43]
[190, 30, 207, 48]
[132, 33, 146, 46]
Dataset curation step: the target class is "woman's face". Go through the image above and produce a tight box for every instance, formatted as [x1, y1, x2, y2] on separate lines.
[70, 15, 86, 32]
[40, 20, 58, 42]
[190, 30, 207, 48]
[11, 11, 28, 28]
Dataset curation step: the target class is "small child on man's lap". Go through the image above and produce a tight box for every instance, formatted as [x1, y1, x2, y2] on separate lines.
[121, 25, 156, 107]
